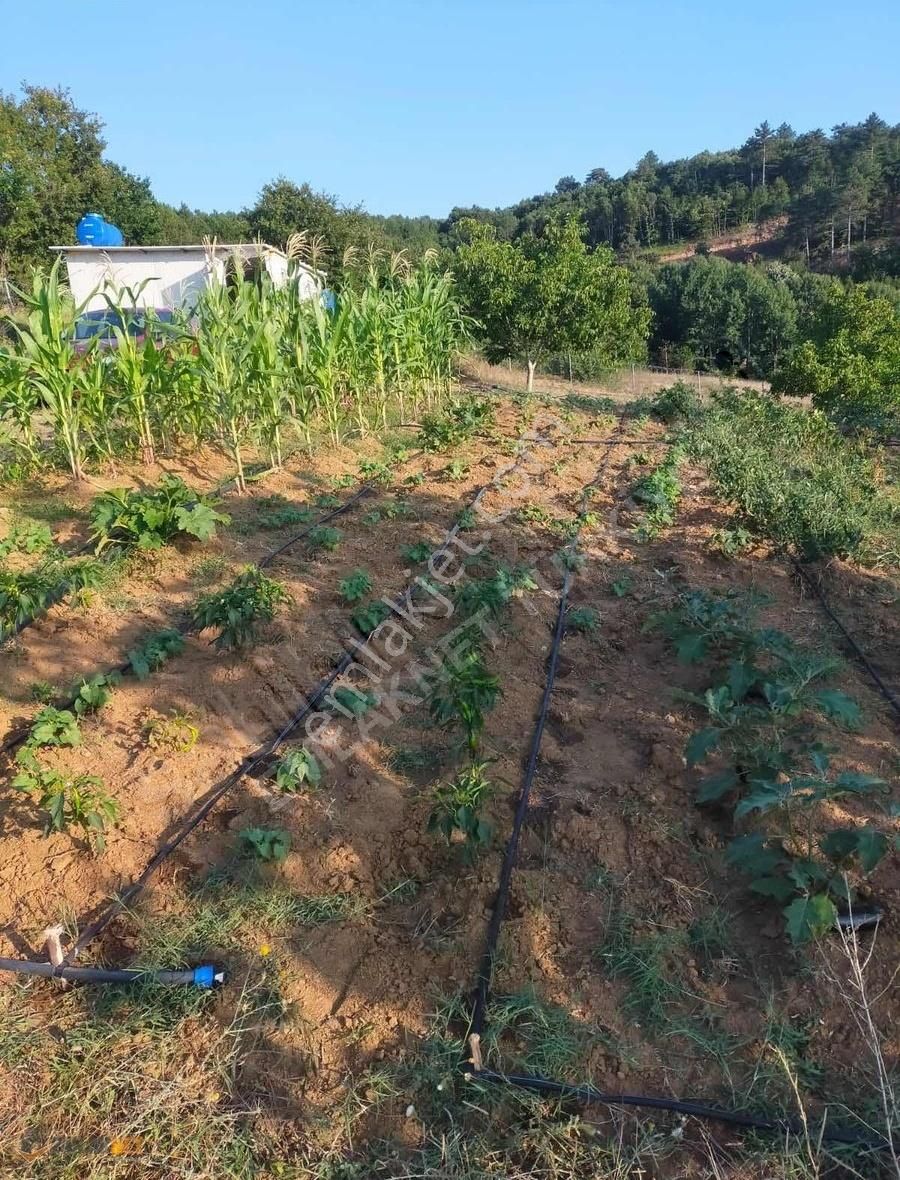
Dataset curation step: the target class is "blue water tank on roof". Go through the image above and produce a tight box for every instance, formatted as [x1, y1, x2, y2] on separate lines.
[76, 213, 125, 247]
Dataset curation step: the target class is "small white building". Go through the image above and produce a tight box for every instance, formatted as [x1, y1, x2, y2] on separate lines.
[50, 242, 323, 314]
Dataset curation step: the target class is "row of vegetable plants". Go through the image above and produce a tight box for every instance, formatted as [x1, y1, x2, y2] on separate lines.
[2, 396, 501, 850]
[55, 412, 554, 956]
[650, 587, 895, 942]
[0, 250, 467, 487]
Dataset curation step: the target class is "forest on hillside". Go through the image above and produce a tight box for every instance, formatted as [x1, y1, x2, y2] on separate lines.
[3, 85, 899, 279]
[2, 84, 899, 383]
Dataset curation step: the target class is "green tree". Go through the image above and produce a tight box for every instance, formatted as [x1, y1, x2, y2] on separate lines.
[247, 178, 378, 274]
[453, 216, 648, 390]
[772, 285, 900, 429]
[0, 85, 106, 279]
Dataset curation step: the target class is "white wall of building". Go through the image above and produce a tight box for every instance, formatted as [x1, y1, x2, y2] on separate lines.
[59, 247, 321, 313]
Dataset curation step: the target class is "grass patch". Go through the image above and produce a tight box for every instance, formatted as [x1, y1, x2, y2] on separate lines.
[689, 388, 899, 563]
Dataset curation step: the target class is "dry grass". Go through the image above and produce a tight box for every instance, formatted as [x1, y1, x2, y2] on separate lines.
[460, 354, 769, 403]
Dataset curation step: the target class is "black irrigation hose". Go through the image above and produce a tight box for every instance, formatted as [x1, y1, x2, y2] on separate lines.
[467, 1068, 892, 1151]
[62, 439, 542, 965]
[790, 556, 900, 725]
[470, 424, 626, 1039]
[469, 568, 572, 1040]
[0, 487, 373, 757]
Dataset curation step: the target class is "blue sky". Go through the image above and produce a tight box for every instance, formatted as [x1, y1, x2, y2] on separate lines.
[4, 0, 899, 217]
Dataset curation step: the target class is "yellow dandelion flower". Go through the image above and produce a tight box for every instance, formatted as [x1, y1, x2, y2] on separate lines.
[109, 1137, 142, 1156]
[259, 942, 272, 957]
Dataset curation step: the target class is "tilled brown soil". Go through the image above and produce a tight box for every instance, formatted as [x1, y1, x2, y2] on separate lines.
[0, 392, 897, 1172]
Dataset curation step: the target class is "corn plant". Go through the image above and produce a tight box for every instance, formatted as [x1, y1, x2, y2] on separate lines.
[103, 283, 158, 464]
[8, 260, 89, 480]
[192, 567, 290, 649]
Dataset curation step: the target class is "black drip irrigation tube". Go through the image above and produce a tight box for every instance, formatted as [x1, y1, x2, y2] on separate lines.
[467, 1070, 887, 1149]
[461, 429, 895, 1155]
[790, 556, 900, 726]
[469, 424, 624, 1042]
[52, 436, 544, 970]
[0, 485, 373, 758]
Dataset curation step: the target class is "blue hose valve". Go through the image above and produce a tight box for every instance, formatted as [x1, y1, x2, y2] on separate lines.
[192, 964, 223, 989]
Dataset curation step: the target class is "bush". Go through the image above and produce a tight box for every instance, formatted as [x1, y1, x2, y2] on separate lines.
[651, 380, 701, 423]
[192, 567, 290, 648]
[689, 389, 898, 563]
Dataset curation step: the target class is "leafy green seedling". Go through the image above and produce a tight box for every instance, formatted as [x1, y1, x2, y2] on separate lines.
[339, 569, 373, 604]
[711, 526, 754, 557]
[28, 707, 81, 748]
[330, 687, 378, 717]
[128, 629, 186, 679]
[13, 755, 119, 851]
[0, 521, 54, 557]
[610, 577, 632, 597]
[567, 606, 599, 633]
[401, 542, 432, 565]
[192, 568, 290, 649]
[308, 526, 343, 552]
[72, 673, 117, 717]
[144, 711, 200, 753]
[351, 599, 391, 636]
[428, 762, 494, 857]
[273, 748, 322, 793]
[428, 648, 501, 755]
[239, 827, 291, 861]
[358, 460, 393, 487]
[258, 504, 313, 530]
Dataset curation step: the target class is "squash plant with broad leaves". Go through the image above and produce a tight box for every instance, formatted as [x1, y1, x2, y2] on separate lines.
[90, 475, 230, 552]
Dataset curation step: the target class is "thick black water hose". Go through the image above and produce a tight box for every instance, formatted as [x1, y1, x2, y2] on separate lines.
[467, 1068, 892, 1151]
[0, 957, 222, 988]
